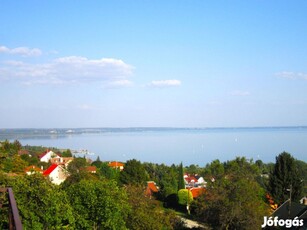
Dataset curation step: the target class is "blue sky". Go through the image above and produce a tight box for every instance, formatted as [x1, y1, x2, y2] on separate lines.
[0, 0, 306, 128]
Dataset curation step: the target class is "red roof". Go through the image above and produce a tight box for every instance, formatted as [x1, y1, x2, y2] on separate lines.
[147, 181, 159, 192]
[145, 181, 159, 197]
[189, 187, 205, 198]
[43, 164, 58, 176]
[185, 176, 198, 183]
[108, 161, 124, 167]
[80, 166, 97, 172]
[86, 166, 97, 172]
[24, 165, 42, 173]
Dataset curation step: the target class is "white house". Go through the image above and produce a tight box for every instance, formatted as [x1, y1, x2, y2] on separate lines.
[43, 164, 68, 185]
[39, 150, 60, 163]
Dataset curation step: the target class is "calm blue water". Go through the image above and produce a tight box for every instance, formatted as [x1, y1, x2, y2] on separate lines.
[3, 127, 307, 165]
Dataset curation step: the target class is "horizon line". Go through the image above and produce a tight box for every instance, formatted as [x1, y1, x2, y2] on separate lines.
[1, 125, 307, 130]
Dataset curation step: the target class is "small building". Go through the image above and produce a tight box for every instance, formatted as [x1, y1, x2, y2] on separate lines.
[24, 165, 43, 175]
[145, 181, 159, 198]
[81, 166, 97, 173]
[188, 187, 206, 199]
[108, 161, 124, 171]
[39, 150, 60, 163]
[272, 199, 307, 227]
[50, 157, 74, 167]
[184, 173, 207, 188]
[43, 164, 68, 185]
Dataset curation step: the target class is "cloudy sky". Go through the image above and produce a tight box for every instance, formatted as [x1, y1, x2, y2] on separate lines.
[0, 1, 306, 128]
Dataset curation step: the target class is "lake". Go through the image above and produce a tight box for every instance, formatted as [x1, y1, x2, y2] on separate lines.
[1, 127, 306, 165]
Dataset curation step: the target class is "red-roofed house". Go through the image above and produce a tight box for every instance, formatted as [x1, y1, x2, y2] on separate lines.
[108, 161, 124, 171]
[24, 165, 43, 175]
[43, 164, 68, 185]
[145, 181, 159, 198]
[188, 187, 206, 199]
[81, 166, 97, 173]
[184, 173, 207, 188]
[39, 150, 60, 163]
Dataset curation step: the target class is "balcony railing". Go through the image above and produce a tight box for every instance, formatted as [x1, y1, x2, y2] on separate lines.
[0, 187, 23, 230]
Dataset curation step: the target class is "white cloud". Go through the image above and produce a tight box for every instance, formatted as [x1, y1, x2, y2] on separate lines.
[230, 90, 250, 96]
[276, 71, 307, 80]
[0, 45, 42, 57]
[148, 79, 181, 88]
[0, 55, 134, 85]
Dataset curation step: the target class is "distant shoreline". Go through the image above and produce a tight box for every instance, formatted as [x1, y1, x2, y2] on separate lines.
[1, 126, 307, 140]
[1, 125, 307, 131]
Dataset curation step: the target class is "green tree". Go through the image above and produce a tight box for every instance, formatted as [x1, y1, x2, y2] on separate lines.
[125, 185, 178, 230]
[67, 157, 88, 174]
[65, 179, 129, 229]
[10, 174, 75, 229]
[144, 163, 178, 199]
[98, 162, 120, 182]
[61, 149, 72, 157]
[269, 152, 303, 204]
[201, 159, 225, 180]
[178, 162, 185, 190]
[295, 159, 307, 194]
[120, 159, 148, 185]
[185, 164, 200, 175]
[194, 158, 268, 229]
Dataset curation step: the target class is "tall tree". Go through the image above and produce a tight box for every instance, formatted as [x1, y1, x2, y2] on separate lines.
[178, 162, 185, 190]
[194, 157, 268, 229]
[120, 159, 148, 185]
[269, 152, 303, 204]
[125, 185, 179, 230]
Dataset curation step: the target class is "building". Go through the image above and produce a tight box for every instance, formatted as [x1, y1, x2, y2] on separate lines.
[108, 161, 124, 171]
[39, 150, 60, 163]
[50, 157, 74, 166]
[145, 181, 159, 198]
[43, 164, 68, 185]
[24, 165, 43, 175]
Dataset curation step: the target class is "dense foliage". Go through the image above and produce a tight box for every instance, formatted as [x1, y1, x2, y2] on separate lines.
[194, 158, 269, 229]
[0, 140, 306, 229]
[269, 152, 303, 204]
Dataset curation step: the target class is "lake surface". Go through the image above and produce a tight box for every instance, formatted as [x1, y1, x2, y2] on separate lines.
[1, 127, 306, 165]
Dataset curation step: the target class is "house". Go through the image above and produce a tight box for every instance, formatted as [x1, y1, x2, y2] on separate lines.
[24, 165, 43, 175]
[81, 166, 97, 173]
[50, 157, 74, 166]
[108, 161, 124, 171]
[145, 181, 159, 198]
[184, 173, 207, 188]
[43, 164, 68, 185]
[188, 187, 206, 199]
[272, 199, 307, 228]
[39, 150, 60, 163]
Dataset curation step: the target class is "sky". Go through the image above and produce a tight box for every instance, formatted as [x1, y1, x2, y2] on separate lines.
[0, 0, 306, 128]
